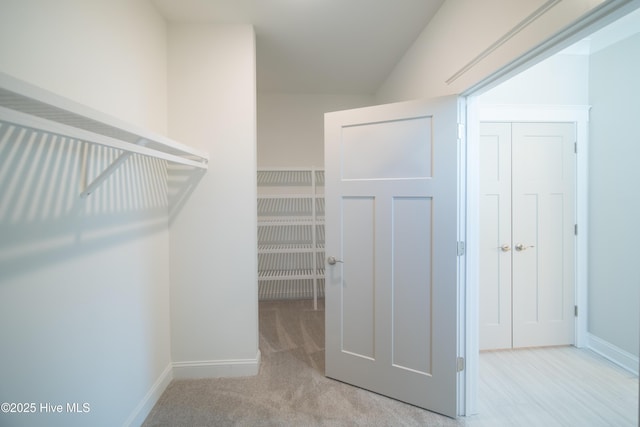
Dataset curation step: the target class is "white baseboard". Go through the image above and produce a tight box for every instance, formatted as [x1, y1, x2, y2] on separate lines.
[124, 363, 174, 427]
[588, 333, 639, 376]
[172, 350, 261, 380]
[121, 351, 262, 426]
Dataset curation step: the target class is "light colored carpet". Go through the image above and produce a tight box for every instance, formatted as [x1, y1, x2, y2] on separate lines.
[142, 299, 460, 426]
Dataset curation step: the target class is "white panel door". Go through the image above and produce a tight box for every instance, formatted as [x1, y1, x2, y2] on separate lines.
[479, 122, 575, 350]
[324, 96, 460, 418]
[512, 122, 575, 348]
[479, 123, 513, 350]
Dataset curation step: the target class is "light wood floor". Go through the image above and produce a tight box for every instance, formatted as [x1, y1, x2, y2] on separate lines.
[270, 299, 639, 426]
[472, 346, 638, 426]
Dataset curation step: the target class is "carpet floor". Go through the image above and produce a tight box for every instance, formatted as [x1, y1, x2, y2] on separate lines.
[142, 299, 461, 426]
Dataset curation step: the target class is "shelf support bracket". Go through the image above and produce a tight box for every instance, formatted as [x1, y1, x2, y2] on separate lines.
[80, 138, 147, 198]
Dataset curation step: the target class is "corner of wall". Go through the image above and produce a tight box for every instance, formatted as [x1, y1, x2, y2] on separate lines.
[588, 334, 640, 375]
[124, 363, 174, 427]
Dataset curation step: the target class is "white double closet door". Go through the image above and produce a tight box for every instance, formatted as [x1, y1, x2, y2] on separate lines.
[479, 122, 576, 351]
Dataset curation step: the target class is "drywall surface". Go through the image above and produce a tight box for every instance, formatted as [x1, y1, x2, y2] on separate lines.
[257, 92, 374, 167]
[0, 0, 168, 134]
[478, 53, 589, 105]
[0, 1, 172, 426]
[376, 0, 605, 103]
[167, 23, 259, 375]
[588, 32, 640, 357]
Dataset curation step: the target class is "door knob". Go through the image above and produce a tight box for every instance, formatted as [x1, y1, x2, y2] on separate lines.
[327, 256, 344, 265]
[515, 243, 535, 251]
[500, 244, 511, 252]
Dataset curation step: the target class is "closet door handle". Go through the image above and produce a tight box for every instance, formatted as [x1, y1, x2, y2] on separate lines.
[515, 243, 535, 251]
[500, 244, 511, 252]
[327, 256, 344, 265]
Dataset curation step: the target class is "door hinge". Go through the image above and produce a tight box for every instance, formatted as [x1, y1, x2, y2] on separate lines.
[574, 305, 578, 317]
[574, 142, 578, 154]
[574, 224, 578, 236]
[457, 241, 465, 256]
[457, 357, 465, 372]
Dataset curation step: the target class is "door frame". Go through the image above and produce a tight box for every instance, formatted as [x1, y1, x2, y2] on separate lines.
[460, 0, 640, 415]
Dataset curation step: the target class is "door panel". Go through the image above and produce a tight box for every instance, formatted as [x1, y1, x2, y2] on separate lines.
[341, 196, 375, 359]
[341, 116, 432, 179]
[512, 122, 575, 348]
[325, 97, 460, 418]
[479, 123, 512, 350]
[392, 196, 432, 375]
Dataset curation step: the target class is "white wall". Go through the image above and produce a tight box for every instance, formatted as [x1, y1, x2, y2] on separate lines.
[478, 53, 589, 105]
[257, 93, 374, 167]
[588, 32, 640, 358]
[0, 1, 172, 426]
[0, 0, 168, 134]
[167, 24, 259, 377]
[376, 0, 605, 102]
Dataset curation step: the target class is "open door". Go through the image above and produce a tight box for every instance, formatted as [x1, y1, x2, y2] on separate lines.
[324, 96, 462, 418]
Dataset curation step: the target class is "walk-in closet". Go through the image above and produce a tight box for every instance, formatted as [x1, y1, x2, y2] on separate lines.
[3, 1, 638, 425]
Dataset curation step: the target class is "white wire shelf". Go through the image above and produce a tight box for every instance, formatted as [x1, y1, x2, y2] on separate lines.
[258, 269, 326, 280]
[257, 194, 322, 199]
[0, 72, 209, 197]
[258, 244, 320, 253]
[258, 169, 311, 186]
[257, 168, 325, 187]
[259, 279, 325, 301]
[257, 244, 324, 251]
[257, 217, 324, 226]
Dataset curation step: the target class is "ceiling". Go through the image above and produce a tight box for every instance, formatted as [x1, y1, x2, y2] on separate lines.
[152, 0, 445, 95]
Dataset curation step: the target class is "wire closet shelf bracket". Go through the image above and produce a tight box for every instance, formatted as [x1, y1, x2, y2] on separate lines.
[0, 72, 209, 198]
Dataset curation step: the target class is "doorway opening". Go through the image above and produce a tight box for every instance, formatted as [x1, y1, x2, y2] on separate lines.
[466, 5, 640, 421]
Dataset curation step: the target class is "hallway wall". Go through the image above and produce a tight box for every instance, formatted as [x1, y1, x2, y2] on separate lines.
[588, 31, 640, 358]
